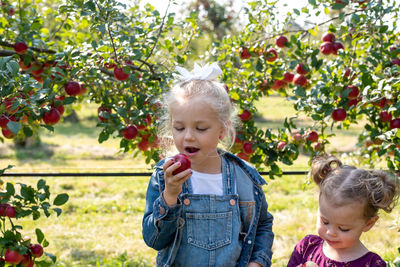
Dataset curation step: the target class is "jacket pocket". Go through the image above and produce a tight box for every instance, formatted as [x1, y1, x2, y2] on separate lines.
[186, 211, 232, 250]
[239, 201, 255, 234]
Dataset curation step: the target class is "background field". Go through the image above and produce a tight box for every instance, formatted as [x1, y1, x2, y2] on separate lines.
[0, 95, 398, 266]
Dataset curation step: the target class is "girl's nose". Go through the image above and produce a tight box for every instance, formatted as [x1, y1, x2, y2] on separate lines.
[326, 226, 336, 237]
[184, 129, 194, 140]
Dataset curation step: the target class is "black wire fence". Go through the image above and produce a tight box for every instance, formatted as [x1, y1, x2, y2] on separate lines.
[2, 171, 309, 177]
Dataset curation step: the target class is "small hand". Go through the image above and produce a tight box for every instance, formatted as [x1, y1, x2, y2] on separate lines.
[247, 262, 262, 267]
[162, 158, 192, 206]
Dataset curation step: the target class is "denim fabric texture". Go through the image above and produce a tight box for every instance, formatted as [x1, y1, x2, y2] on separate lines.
[142, 150, 274, 267]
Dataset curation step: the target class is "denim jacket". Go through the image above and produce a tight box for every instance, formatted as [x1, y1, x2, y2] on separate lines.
[142, 151, 274, 266]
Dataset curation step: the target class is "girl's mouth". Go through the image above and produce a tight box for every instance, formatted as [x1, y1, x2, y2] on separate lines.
[185, 146, 200, 154]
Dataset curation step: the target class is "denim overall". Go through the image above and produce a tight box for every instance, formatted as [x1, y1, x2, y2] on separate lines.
[171, 157, 242, 267]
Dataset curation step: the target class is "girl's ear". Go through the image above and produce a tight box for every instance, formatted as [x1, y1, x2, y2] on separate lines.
[363, 216, 379, 232]
[219, 121, 231, 139]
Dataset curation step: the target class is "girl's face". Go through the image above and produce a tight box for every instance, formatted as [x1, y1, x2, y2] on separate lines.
[170, 96, 225, 173]
[317, 195, 377, 254]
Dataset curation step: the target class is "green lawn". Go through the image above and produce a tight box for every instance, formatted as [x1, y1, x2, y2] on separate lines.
[0, 96, 398, 266]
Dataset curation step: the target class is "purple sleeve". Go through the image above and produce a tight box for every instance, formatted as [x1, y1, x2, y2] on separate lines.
[287, 236, 308, 267]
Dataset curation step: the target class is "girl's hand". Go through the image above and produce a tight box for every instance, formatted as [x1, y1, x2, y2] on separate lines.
[162, 158, 192, 206]
[247, 262, 262, 267]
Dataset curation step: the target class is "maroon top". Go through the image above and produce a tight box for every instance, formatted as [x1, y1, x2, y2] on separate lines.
[287, 235, 387, 267]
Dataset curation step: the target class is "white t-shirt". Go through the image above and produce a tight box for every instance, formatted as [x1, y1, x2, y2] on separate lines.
[190, 170, 223, 195]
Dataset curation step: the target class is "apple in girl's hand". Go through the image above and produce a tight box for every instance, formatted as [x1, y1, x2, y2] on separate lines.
[172, 153, 191, 175]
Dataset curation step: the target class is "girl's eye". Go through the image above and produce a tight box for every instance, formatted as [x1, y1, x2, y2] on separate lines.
[323, 221, 329, 225]
[339, 227, 350, 232]
[197, 128, 207, 131]
[174, 127, 184, 131]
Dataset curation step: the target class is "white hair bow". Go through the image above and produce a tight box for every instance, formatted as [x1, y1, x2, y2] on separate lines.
[175, 62, 222, 82]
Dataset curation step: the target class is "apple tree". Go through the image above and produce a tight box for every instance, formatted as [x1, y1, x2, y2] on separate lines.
[0, 165, 69, 266]
[206, 0, 400, 176]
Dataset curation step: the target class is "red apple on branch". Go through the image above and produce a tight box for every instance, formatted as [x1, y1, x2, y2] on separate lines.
[275, 36, 288, 48]
[264, 48, 278, 62]
[4, 249, 23, 265]
[293, 74, 308, 87]
[295, 63, 309, 75]
[277, 141, 286, 150]
[320, 42, 335, 55]
[390, 118, 400, 129]
[43, 108, 61, 126]
[29, 244, 44, 258]
[283, 72, 294, 83]
[243, 141, 255, 155]
[172, 153, 191, 175]
[122, 125, 138, 140]
[331, 108, 347, 121]
[239, 47, 251, 60]
[97, 106, 112, 122]
[1, 128, 16, 139]
[13, 42, 28, 54]
[65, 81, 81, 96]
[380, 111, 392, 122]
[305, 131, 318, 143]
[114, 66, 130, 81]
[238, 110, 251, 121]
[321, 32, 336, 43]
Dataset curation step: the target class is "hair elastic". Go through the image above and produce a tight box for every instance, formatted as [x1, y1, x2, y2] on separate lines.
[174, 62, 222, 83]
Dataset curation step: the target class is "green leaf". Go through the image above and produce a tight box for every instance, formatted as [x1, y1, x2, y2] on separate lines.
[53, 208, 62, 217]
[23, 126, 33, 137]
[53, 193, 69, 206]
[293, 8, 300, 15]
[0, 165, 13, 176]
[6, 183, 15, 195]
[7, 121, 21, 135]
[36, 228, 44, 244]
[45, 252, 57, 263]
[6, 60, 19, 76]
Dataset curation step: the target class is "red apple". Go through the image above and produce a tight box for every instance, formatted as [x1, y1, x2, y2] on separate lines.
[5, 206, 16, 218]
[97, 106, 112, 122]
[29, 243, 44, 258]
[295, 63, 308, 75]
[3, 96, 19, 114]
[114, 66, 130, 81]
[2, 128, 16, 139]
[277, 141, 286, 150]
[0, 114, 16, 129]
[13, 42, 28, 54]
[321, 32, 336, 43]
[320, 42, 335, 55]
[65, 81, 81, 96]
[346, 85, 359, 99]
[275, 36, 288, 48]
[264, 48, 278, 62]
[344, 68, 351, 77]
[380, 111, 392, 122]
[19, 59, 31, 70]
[238, 110, 251, 121]
[390, 118, 400, 129]
[271, 80, 286, 90]
[239, 47, 251, 60]
[172, 153, 191, 175]
[332, 42, 344, 54]
[137, 138, 149, 151]
[331, 108, 347, 121]
[77, 83, 87, 95]
[21, 254, 34, 267]
[314, 142, 324, 151]
[43, 108, 61, 126]
[243, 141, 255, 155]
[122, 125, 138, 140]
[0, 204, 10, 216]
[348, 98, 358, 108]
[30, 63, 44, 77]
[293, 74, 308, 87]
[237, 152, 250, 161]
[4, 249, 23, 264]
[392, 58, 400, 66]
[292, 133, 303, 143]
[305, 131, 318, 143]
[283, 72, 294, 83]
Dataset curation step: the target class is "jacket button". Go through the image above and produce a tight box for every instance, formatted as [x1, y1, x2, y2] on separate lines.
[159, 205, 165, 215]
[229, 199, 236, 206]
[184, 199, 190, 205]
[247, 240, 252, 244]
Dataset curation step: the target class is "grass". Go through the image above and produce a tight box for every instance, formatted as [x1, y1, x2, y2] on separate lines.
[0, 96, 399, 266]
